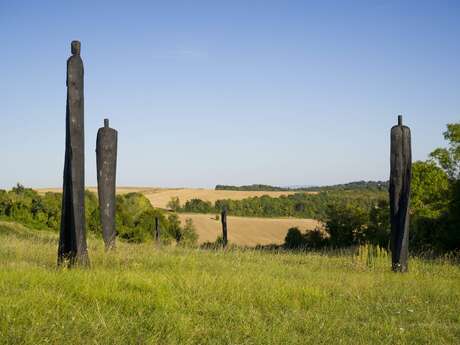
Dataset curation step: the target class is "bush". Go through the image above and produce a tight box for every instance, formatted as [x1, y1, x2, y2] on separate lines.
[182, 198, 213, 213]
[322, 202, 368, 247]
[303, 228, 327, 249]
[366, 199, 390, 247]
[284, 227, 304, 249]
[179, 218, 198, 247]
[166, 197, 181, 211]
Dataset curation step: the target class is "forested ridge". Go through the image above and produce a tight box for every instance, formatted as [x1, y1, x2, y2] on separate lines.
[215, 180, 389, 192]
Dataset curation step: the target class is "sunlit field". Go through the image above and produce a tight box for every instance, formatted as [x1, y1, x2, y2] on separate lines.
[36, 187, 308, 209]
[0, 221, 459, 345]
[178, 213, 320, 246]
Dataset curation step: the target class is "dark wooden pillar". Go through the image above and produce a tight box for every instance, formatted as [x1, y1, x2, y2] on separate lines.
[96, 118, 118, 250]
[389, 115, 412, 272]
[58, 40, 89, 267]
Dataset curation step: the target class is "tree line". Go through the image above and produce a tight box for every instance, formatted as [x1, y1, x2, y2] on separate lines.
[215, 180, 389, 192]
[173, 189, 386, 219]
[0, 186, 198, 246]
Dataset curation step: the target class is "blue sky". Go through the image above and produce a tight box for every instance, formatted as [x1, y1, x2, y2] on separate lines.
[0, 0, 459, 188]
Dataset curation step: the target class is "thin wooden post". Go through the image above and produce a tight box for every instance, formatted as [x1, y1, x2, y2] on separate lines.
[155, 217, 160, 245]
[221, 207, 228, 248]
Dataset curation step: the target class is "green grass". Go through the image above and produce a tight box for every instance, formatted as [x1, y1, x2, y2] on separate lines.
[0, 221, 459, 345]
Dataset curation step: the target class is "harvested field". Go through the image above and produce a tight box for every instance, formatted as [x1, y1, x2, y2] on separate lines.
[36, 187, 314, 210]
[35, 186, 154, 195]
[141, 188, 306, 209]
[178, 213, 320, 246]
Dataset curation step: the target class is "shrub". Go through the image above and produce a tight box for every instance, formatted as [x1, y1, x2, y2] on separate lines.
[323, 202, 368, 247]
[179, 218, 198, 247]
[284, 227, 304, 249]
[167, 197, 181, 211]
[182, 198, 213, 213]
[303, 228, 327, 249]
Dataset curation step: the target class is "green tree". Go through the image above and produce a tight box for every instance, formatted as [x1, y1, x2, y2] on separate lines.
[167, 213, 182, 243]
[303, 228, 327, 249]
[183, 198, 213, 213]
[40, 192, 61, 229]
[439, 180, 460, 251]
[85, 190, 100, 234]
[180, 218, 198, 247]
[411, 161, 449, 217]
[134, 208, 170, 243]
[429, 123, 460, 180]
[366, 199, 390, 247]
[412, 122, 460, 251]
[167, 197, 181, 211]
[323, 202, 368, 247]
[284, 227, 304, 249]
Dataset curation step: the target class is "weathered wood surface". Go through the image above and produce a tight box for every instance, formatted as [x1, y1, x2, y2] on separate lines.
[96, 118, 118, 249]
[389, 115, 411, 272]
[58, 41, 89, 266]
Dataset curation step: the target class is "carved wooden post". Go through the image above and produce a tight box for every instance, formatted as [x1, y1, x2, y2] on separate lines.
[221, 207, 228, 247]
[389, 115, 411, 272]
[155, 217, 160, 245]
[96, 118, 118, 249]
[58, 40, 89, 266]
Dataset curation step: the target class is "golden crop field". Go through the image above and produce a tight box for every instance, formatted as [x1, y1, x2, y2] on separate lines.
[141, 188, 308, 209]
[37, 187, 313, 209]
[36, 186, 153, 195]
[178, 213, 320, 246]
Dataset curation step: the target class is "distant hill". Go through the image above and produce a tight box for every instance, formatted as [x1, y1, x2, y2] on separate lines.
[215, 180, 389, 192]
[304, 180, 389, 192]
[215, 184, 289, 192]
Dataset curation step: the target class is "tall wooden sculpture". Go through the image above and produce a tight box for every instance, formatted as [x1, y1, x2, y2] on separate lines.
[221, 207, 228, 248]
[389, 115, 411, 272]
[58, 40, 89, 266]
[96, 118, 118, 249]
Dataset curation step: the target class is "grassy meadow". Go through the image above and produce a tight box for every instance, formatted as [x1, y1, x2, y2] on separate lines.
[0, 221, 459, 345]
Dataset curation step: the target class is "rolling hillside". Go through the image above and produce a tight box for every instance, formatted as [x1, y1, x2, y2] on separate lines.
[36, 187, 307, 209]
